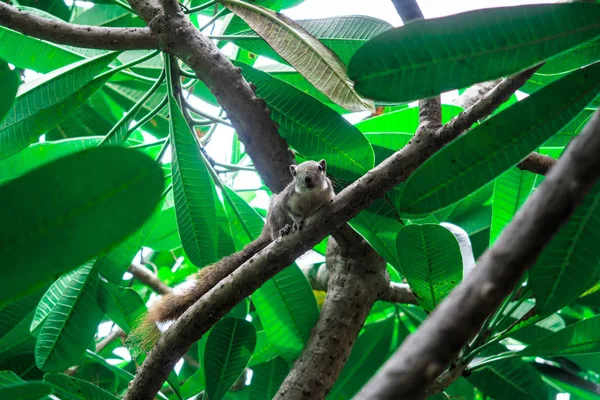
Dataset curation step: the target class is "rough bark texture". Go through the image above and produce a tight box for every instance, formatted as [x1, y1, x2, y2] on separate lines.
[275, 227, 388, 399]
[453, 79, 503, 109]
[299, 257, 416, 304]
[518, 152, 557, 176]
[356, 109, 600, 400]
[0, 2, 157, 50]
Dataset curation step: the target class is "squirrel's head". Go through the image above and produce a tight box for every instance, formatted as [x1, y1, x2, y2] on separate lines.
[290, 159, 328, 191]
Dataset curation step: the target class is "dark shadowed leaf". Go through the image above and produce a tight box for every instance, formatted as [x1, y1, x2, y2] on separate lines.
[204, 318, 256, 400]
[0, 146, 164, 307]
[398, 61, 600, 216]
[349, 3, 600, 102]
[0, 61, 18, 124]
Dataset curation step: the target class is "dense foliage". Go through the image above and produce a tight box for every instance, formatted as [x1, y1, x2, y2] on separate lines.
[1, 0, 600, 399]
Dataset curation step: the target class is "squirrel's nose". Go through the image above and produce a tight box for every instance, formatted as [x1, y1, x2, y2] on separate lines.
[304, 176, 312, 184]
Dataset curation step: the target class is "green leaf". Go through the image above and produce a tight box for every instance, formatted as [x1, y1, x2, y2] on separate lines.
[19, 0, 71, 21]
[204, 317, 256, 400]
[530, 182, 600, 317]
[0, 146, 164, 307]
[236, 61, 374, 186]
[249, 357, 289, 400]
[519, 314, 600, 358]
[221, 0, 373, 112]
[398, 61, 600, 216]
[349, 3, 600, 102]
[0, 370, 25, 385]
[222, 186, 264, 249]
[395, 224, 463, 311]
[0, 381, 52, 399]
[169, 95, 218, 268]
[0, 60, 18, 124]
[355, 105, 464, 134]
[34, 263, 104, 371]
[328, 317, 395, 399]
[71, 4, 144, 28]
[220, 15, 392, 66]
[44, 372, 119, 400]
[0, 310, 36, 360]
[490, 168, 537, 245]
[252, 265, 319, 363]
[468, 349, 549, 400]
[0, 137, 103, 185]
[0, 52, 119, 159]
[248, 330, 278, 367]
[97, 281, 145, 334]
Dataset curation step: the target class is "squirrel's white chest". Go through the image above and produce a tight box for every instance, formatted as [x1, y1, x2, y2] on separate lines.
[287, 186, 334, 218]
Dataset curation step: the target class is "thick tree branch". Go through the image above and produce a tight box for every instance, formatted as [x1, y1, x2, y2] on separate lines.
[123, 64, 535, 400]
[276, 228, 388, 398]
[356, 109, 600, 399]
[453, 79, 503, 109]
[0, 2, 157, 50]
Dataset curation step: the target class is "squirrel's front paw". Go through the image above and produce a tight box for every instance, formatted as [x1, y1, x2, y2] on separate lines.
[292, 219, 305, 232]
[279, 224, 292, 237]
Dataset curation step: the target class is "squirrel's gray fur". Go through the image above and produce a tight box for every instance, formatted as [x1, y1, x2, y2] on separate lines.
[267, 159, 335, 239]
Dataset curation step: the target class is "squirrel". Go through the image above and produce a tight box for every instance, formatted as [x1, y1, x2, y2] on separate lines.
[131, 159, 334, 350]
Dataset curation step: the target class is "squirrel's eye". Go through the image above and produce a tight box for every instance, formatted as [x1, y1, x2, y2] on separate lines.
[318, 165, 323, 172]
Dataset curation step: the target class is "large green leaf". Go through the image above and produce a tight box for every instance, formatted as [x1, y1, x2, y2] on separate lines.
[395, 224, 463, 311]
[97, 281, 145, 334]
[252, 264, 319, 363]
[0, 137, 103, 185]
[468, 354, 549, 400]
[71, 4, 144, 28]
[328, 317, 395, 399]
[530, 182, 600, 317]
[490, 168, 537, 245]
[222, 186, 264, 249]
[249, 357, 289, 400]
[204, 318, 256, 400]
[0, 52, 119, 159]
[519, 315, 600, 358]
[44, 372, 119, 400]
[169, 96, 218, 268]
[0, 146, 164, 307]
[398, 61, 600, 216]
[248, 330, 278, 367]
[220, 0, 373, 112]
[0, 310, 36, 361]
[355, 105, 463, 134]
[0, 381, 53, 399]
[236, 61, 374, 186]
[0, 60, 18, 124]
[19, 0, 71, 21]
[34, 263, 103, 371]
[218, 16, 392, 66]
[0, 26, 84, 73]
[349, 3, 600, 102]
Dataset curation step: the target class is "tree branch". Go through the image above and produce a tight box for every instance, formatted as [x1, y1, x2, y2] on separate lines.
[0, 2, 157, 50]
[356, 109, 600, 399]
[453, 79, 503, 109]
[128, 263, 172, 295]
[517, 152, 557, 176]
[123, 64, 536, 400]
[276, 228, 389, 398]
[391, 0, 424, 22]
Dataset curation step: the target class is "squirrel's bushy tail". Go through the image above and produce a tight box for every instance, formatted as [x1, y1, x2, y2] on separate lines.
[129, 233, 271, 352]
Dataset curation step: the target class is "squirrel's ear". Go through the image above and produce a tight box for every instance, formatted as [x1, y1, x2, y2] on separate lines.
[290, 165, 297, 176]
[319, 159, 327, 172]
